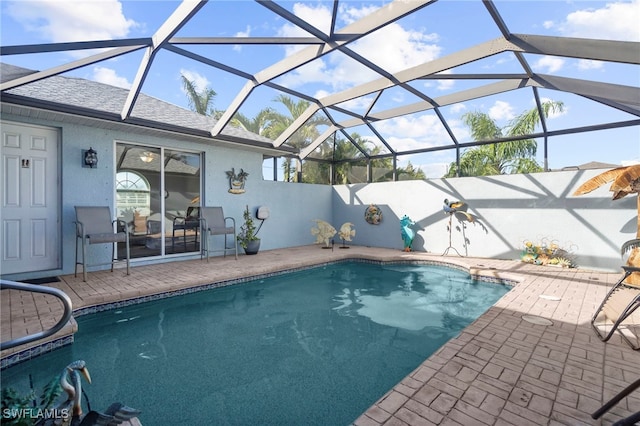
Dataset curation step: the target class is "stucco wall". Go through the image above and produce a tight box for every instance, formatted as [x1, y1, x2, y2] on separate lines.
[1, 115, 332, 278]
[2, 113, 635, 277]
[331, 171, 636, 272]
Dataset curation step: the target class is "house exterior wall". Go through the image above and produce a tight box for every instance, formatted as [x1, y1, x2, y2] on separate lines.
[2, 113, 634, 278]
[331, 171, 636, 272]
[1, 115, 332, 279]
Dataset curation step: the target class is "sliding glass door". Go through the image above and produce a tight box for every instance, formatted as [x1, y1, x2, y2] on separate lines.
[116, 143, 201, 259]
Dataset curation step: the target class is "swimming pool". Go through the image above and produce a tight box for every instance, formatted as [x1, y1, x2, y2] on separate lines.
[1, 261, 510, 425]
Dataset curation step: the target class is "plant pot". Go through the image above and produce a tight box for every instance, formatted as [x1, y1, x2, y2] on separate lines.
[243, 239, 260, 255]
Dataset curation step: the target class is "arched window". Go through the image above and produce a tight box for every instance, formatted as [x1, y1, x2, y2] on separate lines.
[116, 171, 151, 217]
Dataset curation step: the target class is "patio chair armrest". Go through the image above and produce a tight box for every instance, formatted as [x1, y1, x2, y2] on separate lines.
[199, 217, 208, 232]
[73, 220, 85, 237]
[225, 216, 236, 227]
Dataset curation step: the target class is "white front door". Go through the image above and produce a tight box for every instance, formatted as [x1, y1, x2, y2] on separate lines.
[1, 121, 60, 275]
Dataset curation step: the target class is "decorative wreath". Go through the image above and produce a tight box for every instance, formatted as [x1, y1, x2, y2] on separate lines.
[364, 204, 382, 225]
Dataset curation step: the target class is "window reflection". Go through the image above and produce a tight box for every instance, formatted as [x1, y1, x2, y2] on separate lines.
[116, 143, 201, 259]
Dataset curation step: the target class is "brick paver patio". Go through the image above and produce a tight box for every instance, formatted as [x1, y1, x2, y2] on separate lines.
[2, 245, 638, 425]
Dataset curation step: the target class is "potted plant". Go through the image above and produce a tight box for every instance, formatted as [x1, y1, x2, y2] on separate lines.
[237, 205, 260, 255]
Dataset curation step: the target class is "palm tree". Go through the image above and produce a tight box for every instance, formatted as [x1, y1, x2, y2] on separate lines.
[574, 164, 640, 283]
[264, 94, 330, 182]
[181, 75, 217, 116]
[333, 133, 372, 184]
[231, 109, 276, 136]
[303, 133, 396, 184]
[398, 161, 426, 180]
[182, 75, 276, 133]
[444, 100, 564, 177]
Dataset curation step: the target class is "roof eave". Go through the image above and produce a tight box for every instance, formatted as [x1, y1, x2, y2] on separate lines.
[0, 94, 297, 157]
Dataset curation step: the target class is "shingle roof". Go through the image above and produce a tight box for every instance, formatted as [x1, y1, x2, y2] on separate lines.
[1, 63, 274, 146]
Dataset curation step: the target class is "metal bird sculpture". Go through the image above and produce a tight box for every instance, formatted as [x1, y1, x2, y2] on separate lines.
[36, 360, 141, 426]
[443, 199, 474, 222]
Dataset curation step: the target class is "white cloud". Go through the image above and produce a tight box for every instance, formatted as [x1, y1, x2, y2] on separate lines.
[380, 114, 442, 139]
[92, 66, 130, 88]
[332, 94, 376, 112]
[277, 59, 333, 88]
[577, 59, 604, 70]
[488, 101, 515, 121]
[449, 103, 466, 114]
[417, 162, 450, 179]
[277, 3, 332, 53]
[235, 25, 251, 38]
[437, 79, 455, 91]
[428, 70, 455, 91]
[396, 154, 454, 179]
[339, 4, 381, 24]
[6, 0, 137, 43]
[560, 0, 640, 42]
[179, 69, 211, 94]
[349, 24, 441, 74]
[374, 113, 465, 152]
[276, 4, 442, 94]
[233, 26, 251, 52]
[533, 56, 565, 73]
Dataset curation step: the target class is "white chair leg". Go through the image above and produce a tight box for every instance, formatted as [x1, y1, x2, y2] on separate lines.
[82, 239, 88, 282]
[205, 234, 210, 262]
[223, 234, 227, 258]
[110, 242, 115, 272]
[234, 231, 238, 260]
[125, 234, 130, 275]
[74, 236, 79, 278]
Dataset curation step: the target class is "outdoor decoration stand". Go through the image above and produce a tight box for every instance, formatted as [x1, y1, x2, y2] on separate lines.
[442, 199, 473, 256]
[311, 219, 337, 248]
[338, 222, 355, 248]
[443, 212, 462, 256]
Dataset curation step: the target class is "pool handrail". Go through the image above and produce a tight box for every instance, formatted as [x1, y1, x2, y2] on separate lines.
[0, 279, 73, 351]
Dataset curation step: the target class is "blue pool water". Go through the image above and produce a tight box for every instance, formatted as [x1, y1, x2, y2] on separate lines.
[2, 262, 510, 425]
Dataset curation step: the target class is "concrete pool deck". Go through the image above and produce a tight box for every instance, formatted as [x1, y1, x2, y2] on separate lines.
[1, 245, 639, 425]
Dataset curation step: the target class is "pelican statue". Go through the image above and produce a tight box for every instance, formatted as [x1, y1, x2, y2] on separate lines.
[36, 360, 141, 426]
[34, 360, 90, 426]
[443, 199, 474, 222]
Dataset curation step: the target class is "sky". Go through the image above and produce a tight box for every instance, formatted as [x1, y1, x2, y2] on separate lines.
[1, 0, 639, 179]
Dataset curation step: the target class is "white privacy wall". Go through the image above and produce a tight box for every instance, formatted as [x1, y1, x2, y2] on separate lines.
[331, 170, 637, 272]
